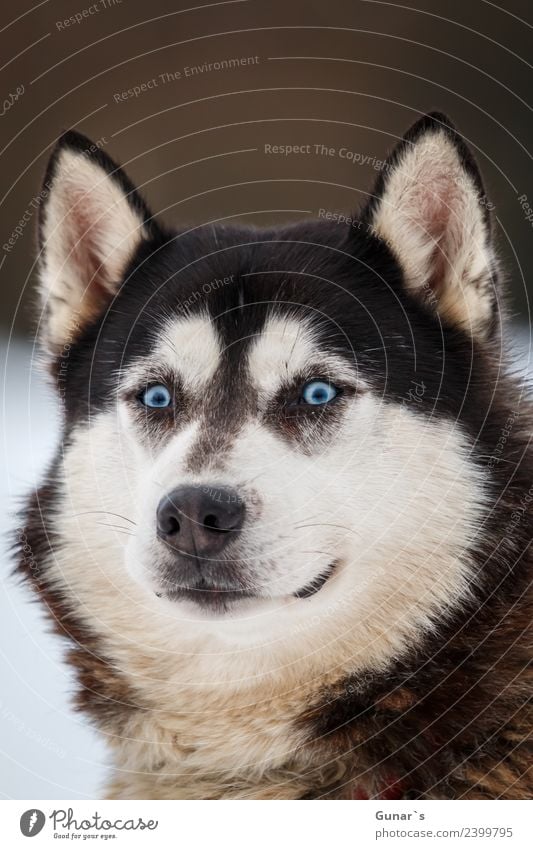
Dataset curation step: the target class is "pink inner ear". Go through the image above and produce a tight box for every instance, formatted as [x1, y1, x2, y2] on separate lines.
[418, 172, 462, 294]
[67, 188, 115, 306]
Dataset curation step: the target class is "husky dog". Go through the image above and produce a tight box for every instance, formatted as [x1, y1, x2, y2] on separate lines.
[18, 113, 532, 799]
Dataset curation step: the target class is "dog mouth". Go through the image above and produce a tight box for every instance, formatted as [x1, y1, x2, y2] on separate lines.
[156, 560, 340, 611]
[292, 560, 340, 598]
[161, 584, 255, 610]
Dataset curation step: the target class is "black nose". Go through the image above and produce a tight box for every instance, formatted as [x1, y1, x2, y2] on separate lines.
[156, 485, 245, 558]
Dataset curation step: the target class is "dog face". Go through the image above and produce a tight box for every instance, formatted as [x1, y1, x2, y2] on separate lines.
[36, 115, 500, 671]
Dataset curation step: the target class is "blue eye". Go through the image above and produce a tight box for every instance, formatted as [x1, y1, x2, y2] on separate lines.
[301, 380, 339, 406]
[140, 384, 172, 408]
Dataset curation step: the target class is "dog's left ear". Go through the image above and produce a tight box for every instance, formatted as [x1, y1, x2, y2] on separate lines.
[362, 113, 499, 340]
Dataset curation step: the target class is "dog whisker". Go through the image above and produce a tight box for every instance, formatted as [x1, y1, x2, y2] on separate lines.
[71, 510, 137, 525]
[294, 522, 360, 538]
[95, 522, 135, 536]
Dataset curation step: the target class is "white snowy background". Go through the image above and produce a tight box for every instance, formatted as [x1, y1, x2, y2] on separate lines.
[1, 336, 107, 799]
[1, 328, 531, 799]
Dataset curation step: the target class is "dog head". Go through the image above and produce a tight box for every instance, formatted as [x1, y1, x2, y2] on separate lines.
[36, 114, 500, 669]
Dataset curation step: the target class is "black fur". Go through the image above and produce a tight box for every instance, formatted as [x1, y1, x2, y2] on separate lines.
[15, 113, 532, 800]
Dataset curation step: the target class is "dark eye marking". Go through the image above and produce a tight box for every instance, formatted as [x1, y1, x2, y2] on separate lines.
[122, 375, 183, 440]
[281, 375, 347, 415]
[261, 373, 355, 443]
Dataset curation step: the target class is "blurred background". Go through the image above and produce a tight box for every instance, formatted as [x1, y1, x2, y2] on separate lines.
[0, 0, 531, 799]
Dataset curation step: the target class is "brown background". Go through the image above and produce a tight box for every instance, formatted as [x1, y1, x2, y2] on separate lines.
[1, 0, 531, 332]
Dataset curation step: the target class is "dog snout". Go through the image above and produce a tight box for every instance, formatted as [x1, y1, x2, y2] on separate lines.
[156, 484, 245, 558]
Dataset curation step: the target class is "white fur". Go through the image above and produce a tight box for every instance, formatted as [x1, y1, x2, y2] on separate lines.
[247, 315, 362, 397]
[247, 317, 318, 395]
[35, 124, 499, 795]
[44, 314, 488, 782]
[117, 314, 222, 399]
[156, 315, 222, 388]
[47, 370, 484, 688]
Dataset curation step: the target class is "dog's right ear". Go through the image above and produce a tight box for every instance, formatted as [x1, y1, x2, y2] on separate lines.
[38, 131, 161, 353]
[361, 113, 499, 341]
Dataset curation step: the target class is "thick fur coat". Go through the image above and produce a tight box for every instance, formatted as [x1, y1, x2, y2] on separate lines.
[16, 113, 532, 799]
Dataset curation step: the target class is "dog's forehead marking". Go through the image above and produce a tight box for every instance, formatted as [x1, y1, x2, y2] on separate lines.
[157, 314, 221, 387]
[247, 315, 360, 395]
[247, 316, 317, 395]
